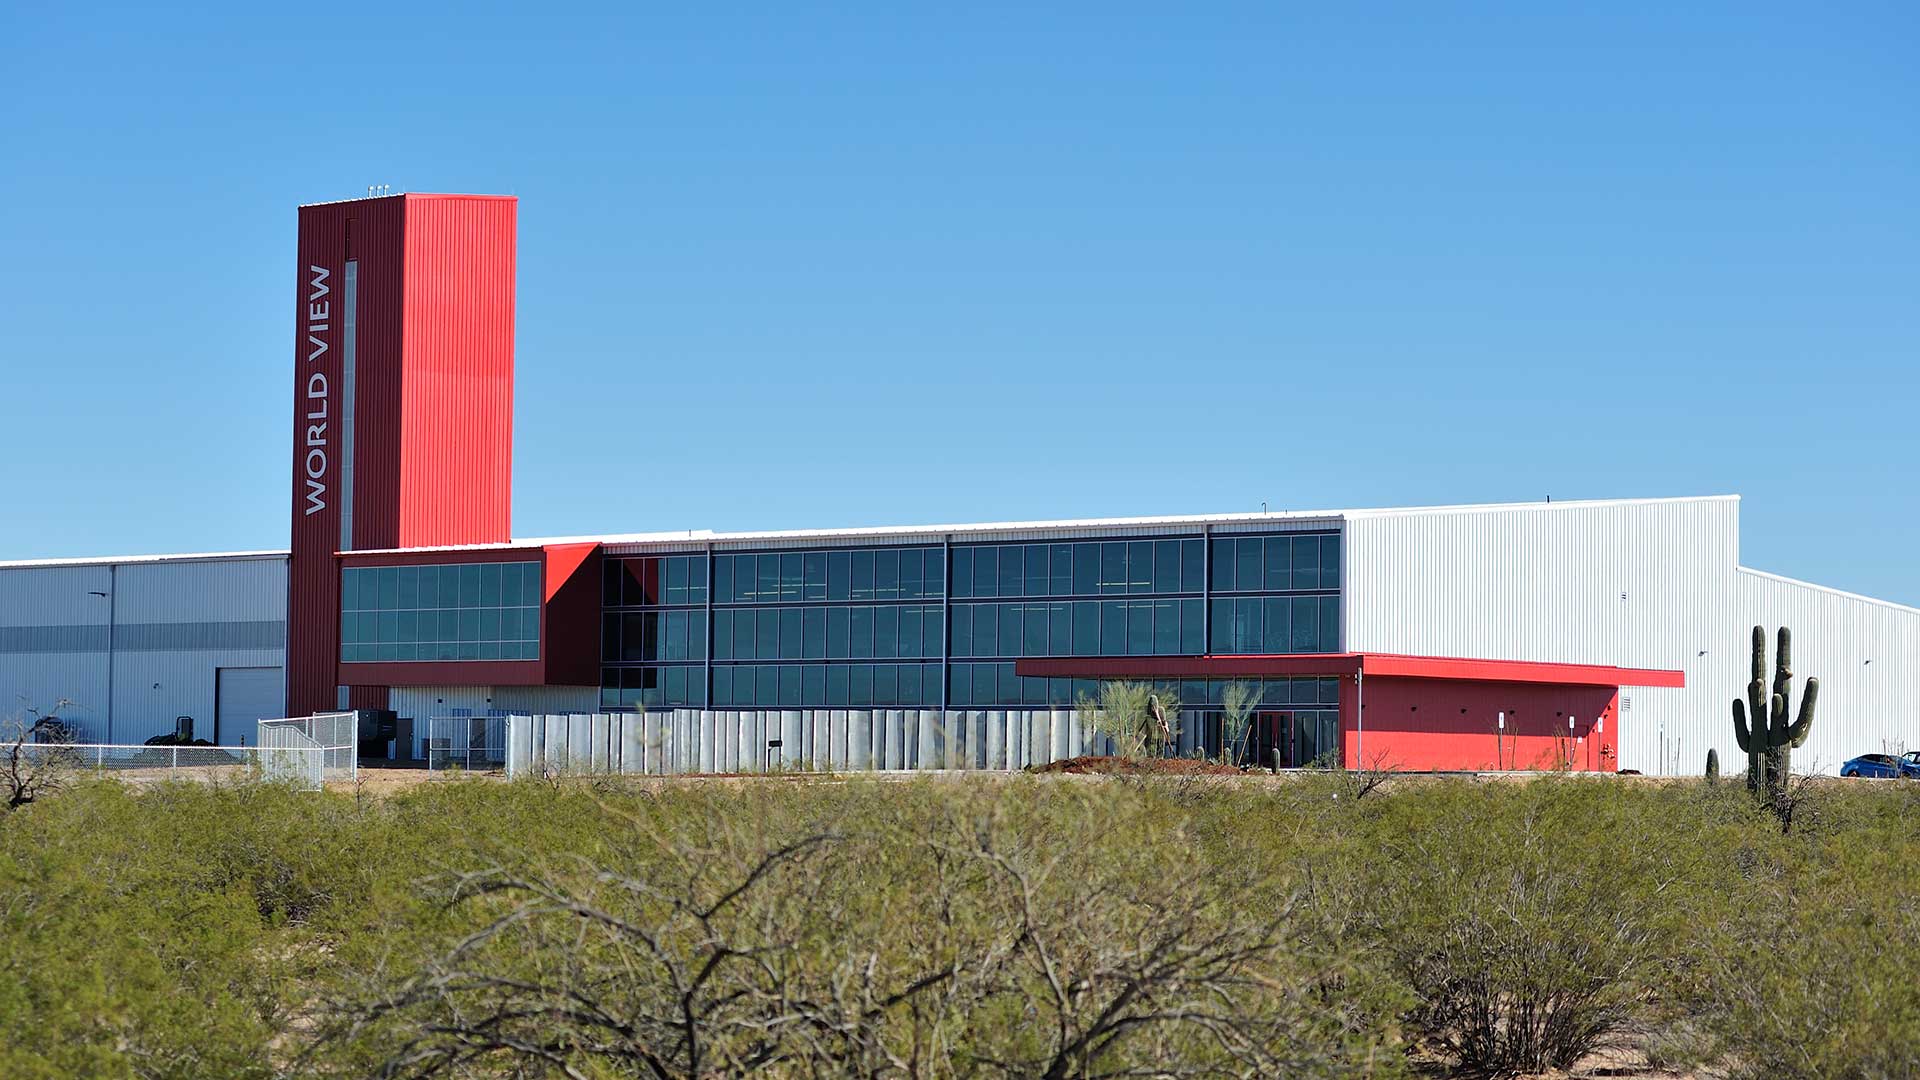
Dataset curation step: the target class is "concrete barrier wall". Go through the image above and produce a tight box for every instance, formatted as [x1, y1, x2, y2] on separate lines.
[503, 708, 1198, 778]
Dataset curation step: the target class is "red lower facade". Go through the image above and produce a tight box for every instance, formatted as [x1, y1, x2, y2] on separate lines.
[1016, 653, 1682, 772]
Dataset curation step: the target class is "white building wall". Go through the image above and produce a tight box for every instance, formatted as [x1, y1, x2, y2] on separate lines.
[1734, 568, 1920, 772]
[1343, 497, 1743, 775]
[0, 555, 287, 744]
[389, 684, 599, 758]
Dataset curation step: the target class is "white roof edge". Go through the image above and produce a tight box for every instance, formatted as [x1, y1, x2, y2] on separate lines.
[1341, 494, 1741, 518]
[1736, 566, 1920, 618]
[2, 497, 1745, 565]
[0, 549, 289, 570]
[346, 495, 1741, 555]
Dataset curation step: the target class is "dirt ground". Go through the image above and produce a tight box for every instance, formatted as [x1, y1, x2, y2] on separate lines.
[1033, 754, 1245, 776]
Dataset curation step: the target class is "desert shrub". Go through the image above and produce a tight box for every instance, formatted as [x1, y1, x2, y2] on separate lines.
[1697, 784, 1920, 1080]
[311, 778, 1405, 1079]
[0, 770, 1914, 1078]
[1352, 778, 1744, 1075]
[0, 778, 347, 1079]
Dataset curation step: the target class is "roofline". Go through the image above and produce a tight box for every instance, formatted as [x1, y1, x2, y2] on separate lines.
[1016, 652, 1687, 688]
[338, 494, 1743, 556]
[1340, 493, 1740, 518]
[0, 550, 289, 570]
[1737, 565, 1920, 618]
[0, 496, 1747, 565]
[297, 192, 517, 208]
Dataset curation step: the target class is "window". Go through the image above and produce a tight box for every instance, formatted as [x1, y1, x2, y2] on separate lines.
[1072, 543, 1098, 595]
[1292, 535, 1320, 591]
[1023, 545, 1047, 596]
[951, 547, 973, 598]
[1050, 545, 1072, 596]
[1263, 536, 1290, 592]
[1100, 543, 1125, 594]
[996, 546, 1021, 598]
[802, 608, 826, 658]
[756, 608, 778, 659]
[898, 550, 923, 599]
[827, 550, 850, 601]
[849, 606, 873, 659]
[779, 608, 802, 659]
[850, 550, 874, 601]
[756, 555, 777, 603]
[341, 560, 540, 662]
[1153, 540, 1179, 594]
[1127, 541, 1152, 594]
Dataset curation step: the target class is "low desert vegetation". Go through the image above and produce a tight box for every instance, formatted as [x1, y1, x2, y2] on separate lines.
[0, 772, 1914, 1078]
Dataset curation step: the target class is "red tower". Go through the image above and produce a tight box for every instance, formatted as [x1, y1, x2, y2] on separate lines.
[287, 193, 518, 715]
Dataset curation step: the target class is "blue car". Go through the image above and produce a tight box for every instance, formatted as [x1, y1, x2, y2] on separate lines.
[1840, 751, 1920, 779]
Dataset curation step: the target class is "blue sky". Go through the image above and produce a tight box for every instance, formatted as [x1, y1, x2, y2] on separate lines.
[1, 4, 1914, 604]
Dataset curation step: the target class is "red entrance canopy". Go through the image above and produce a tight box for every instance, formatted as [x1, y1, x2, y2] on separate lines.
[1013, 653, 1685, 689]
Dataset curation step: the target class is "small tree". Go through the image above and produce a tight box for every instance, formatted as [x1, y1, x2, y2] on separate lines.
[1219, 681, 1259, 766]
[4, 700, 80, 810]
[1077, 681, 1152, 759]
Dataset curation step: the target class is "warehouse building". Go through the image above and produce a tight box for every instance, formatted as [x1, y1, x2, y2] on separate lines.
[2, 192, 1914, 774]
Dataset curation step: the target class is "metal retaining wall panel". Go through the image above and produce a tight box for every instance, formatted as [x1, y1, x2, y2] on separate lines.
[782, 711, 803, 769]
[590, 714, 611, 773]
[619, 715, 644, 774]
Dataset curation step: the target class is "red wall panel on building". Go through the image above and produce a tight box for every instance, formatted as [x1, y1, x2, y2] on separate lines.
[287, 195, 518, 715]
[398, 196, 517, 548]
[1346, 677, 1620, 772]
[541, 543, 602, 688]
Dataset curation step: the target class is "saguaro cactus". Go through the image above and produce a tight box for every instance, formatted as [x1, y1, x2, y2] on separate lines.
[1731, 626, 1818, 796]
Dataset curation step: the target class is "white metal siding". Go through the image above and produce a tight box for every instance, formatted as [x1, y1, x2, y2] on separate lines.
[1735, 569, 1920, 772]
[0, 556, 288, 743]
[1344, 497, 1742, 775]
[389, 684, 598, 757]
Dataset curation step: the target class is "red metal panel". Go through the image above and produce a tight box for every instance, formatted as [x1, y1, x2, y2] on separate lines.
[342, 660, 546, 687]
[1359, 654, 1685, 689]
[345, 198, 410, 551]
[288, 194, 517, 715]
[540, 543, 602, 687]
[1016, 654, 1361, 680]
[398, 195, 517, 548]
[337, 546, 541, 568]
[347, 686, 391, 710]
[1346, 677, 1620, 773]
[288, 198, 401, 714]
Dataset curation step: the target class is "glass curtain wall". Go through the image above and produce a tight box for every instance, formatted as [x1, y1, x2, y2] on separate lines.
[341, 561, 543, 662]
[598, 531, 1341, 711]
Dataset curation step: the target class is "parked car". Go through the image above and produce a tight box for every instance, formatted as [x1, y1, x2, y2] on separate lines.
[1840, 751, 1920, 779]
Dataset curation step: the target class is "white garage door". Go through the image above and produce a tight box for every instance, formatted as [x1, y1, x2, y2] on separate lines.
[216, 667, 284, 744]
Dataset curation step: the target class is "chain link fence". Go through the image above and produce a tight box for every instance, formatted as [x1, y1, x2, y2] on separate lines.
[425, 715, 508, 775]
[12, 742, 338, 790]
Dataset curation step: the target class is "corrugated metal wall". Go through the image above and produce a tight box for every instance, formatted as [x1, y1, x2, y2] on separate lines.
[1735, 569, 1920, 771]
[1344, 497, 1743, 775]
[505, 707, 1133, 776]
[398, 194, 517, 548]
[388, 683, 598, 758]
[0, 556, 287, 743]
